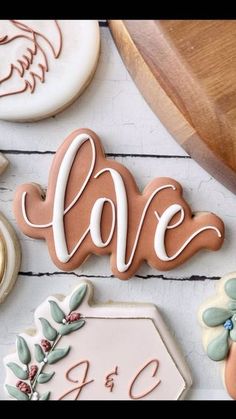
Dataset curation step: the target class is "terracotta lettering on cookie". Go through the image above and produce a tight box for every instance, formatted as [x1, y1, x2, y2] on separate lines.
[59, 360, 94, 400]
[105, 366, 119, 392]
[129, 359, 161, 400]
[13, 129, 224, 279]
[0, 20, 62, 98]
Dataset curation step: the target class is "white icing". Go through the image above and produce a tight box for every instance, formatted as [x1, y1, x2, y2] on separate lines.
[95, 169, 176, 272]
[0, 20, 100, 121]
[154, 204, 222, 261]
[90, 198, 116, 247]
[21, 133, 222, 273]
[53, 134, 96, 263]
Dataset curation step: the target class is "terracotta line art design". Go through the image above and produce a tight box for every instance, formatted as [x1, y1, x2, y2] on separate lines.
[0, 20, 63, 98]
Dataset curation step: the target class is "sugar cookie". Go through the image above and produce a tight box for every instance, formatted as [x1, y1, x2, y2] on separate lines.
[4, 281, 192, 400]
[0, 153, 21, 302]
[13, 129, 224, 279]
[199, 273, 236, 399]
[0, 20, 100, 121]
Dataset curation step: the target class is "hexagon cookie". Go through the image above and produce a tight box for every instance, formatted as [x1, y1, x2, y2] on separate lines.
[4, 281, 192, 400]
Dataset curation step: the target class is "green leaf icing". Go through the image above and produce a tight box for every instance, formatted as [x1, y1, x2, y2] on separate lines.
[202, 307, 231, 327]
[37, 371, 55, 384]
[34, 344, 45, 363]
[39, 318, 58, 341]
[227, 300, 236, 311]
[7, 362, 28, 380]
[16, 336, 31, 365]
[207, 329, 229, 361]
[5, 384, 29, 400]
[59, 320, 85, 336]
[225, 278, 236, 300]
[39, 391, 50, 400]
[69, 283, 87, 311]
[49, 301, 65, 323]
[47, 347, 70, 364]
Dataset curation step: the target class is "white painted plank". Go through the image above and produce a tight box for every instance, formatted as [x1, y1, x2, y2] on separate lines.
[0, 28, 186, 157]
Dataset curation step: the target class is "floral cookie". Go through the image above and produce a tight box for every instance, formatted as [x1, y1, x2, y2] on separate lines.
[13, 128, 224, 279]
[199, 273, 236, 399]
[0, 153, 21, 303]
[4, 281, 192, 400]
[0, 20, 100, 121]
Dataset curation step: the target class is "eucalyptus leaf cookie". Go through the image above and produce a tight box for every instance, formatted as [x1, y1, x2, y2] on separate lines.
[0, 20, 100, 121]
[199, 273, 236, 399]
[4, 281, 192, 400]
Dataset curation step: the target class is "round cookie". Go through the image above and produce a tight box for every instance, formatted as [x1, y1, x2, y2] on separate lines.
[199, 273, 236, 399]
[0, 153, 21, 302]
[4, 281, 192, 400]
[14, 128, 224, 280]
[0, 20, 100, 122]
[0, 212, 21, 303]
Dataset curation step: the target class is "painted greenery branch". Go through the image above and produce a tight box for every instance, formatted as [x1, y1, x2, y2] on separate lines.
[6, 283, 87, 401]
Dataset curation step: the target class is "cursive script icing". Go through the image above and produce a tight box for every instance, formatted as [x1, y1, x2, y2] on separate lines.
[0, 20, 62, 98]
[14, 130, 224, 279]
[59, 359, 161, 400]
[58, 360, 94, 400]
[105, 366, 119, 392]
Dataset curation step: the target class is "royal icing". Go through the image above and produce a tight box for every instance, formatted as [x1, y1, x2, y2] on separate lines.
[13, 129, 224, 279]
[4, 281, 192, 400]
[199, 273, 236, 400]
[0, 154, 21, 303]
[0, 21, 100, 121]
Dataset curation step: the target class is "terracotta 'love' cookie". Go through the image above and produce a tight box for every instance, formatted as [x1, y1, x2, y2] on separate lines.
[0, 153, 21, 303]
[0, 20, 100, 121]
[13, 129, 224, 279]
[199, 273, 236, 400]
[4, 281, 192, 400]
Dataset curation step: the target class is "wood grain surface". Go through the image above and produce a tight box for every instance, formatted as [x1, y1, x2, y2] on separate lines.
[0, 22, 233, 400]
[109, 20, 236, 194]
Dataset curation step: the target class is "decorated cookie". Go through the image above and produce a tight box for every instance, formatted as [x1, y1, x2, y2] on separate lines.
[0, 20, 100, 121]
[4, 281, 192, 400]
[0, 154, 21, 303]
[13, 128, 224, 280]
[199, 273, 236, 399]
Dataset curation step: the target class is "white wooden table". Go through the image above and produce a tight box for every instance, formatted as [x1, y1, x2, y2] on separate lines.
[0, 21, 234, 400]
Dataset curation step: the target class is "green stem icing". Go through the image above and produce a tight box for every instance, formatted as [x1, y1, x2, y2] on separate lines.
[29, 334, 62, 399]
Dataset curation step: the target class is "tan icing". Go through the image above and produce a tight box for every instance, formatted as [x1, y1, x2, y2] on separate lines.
[0, 154, 21, 303]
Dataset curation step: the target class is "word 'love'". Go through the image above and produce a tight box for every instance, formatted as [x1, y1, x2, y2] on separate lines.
[13, 129, 224, 279]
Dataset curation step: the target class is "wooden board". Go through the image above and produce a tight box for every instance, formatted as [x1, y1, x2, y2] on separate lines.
[109, 20, 236, 194]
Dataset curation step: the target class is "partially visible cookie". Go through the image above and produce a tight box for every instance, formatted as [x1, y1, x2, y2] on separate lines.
[0, 20, 100, 122]
[199, 273, 236, 399]
[4, 280, 192, 400]
[0, 153, 21, 303]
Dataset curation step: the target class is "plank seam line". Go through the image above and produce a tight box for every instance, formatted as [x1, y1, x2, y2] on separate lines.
[99, 21, 108, 27]
[0, 150, 191, 159]
[19, 271, 220, 281]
